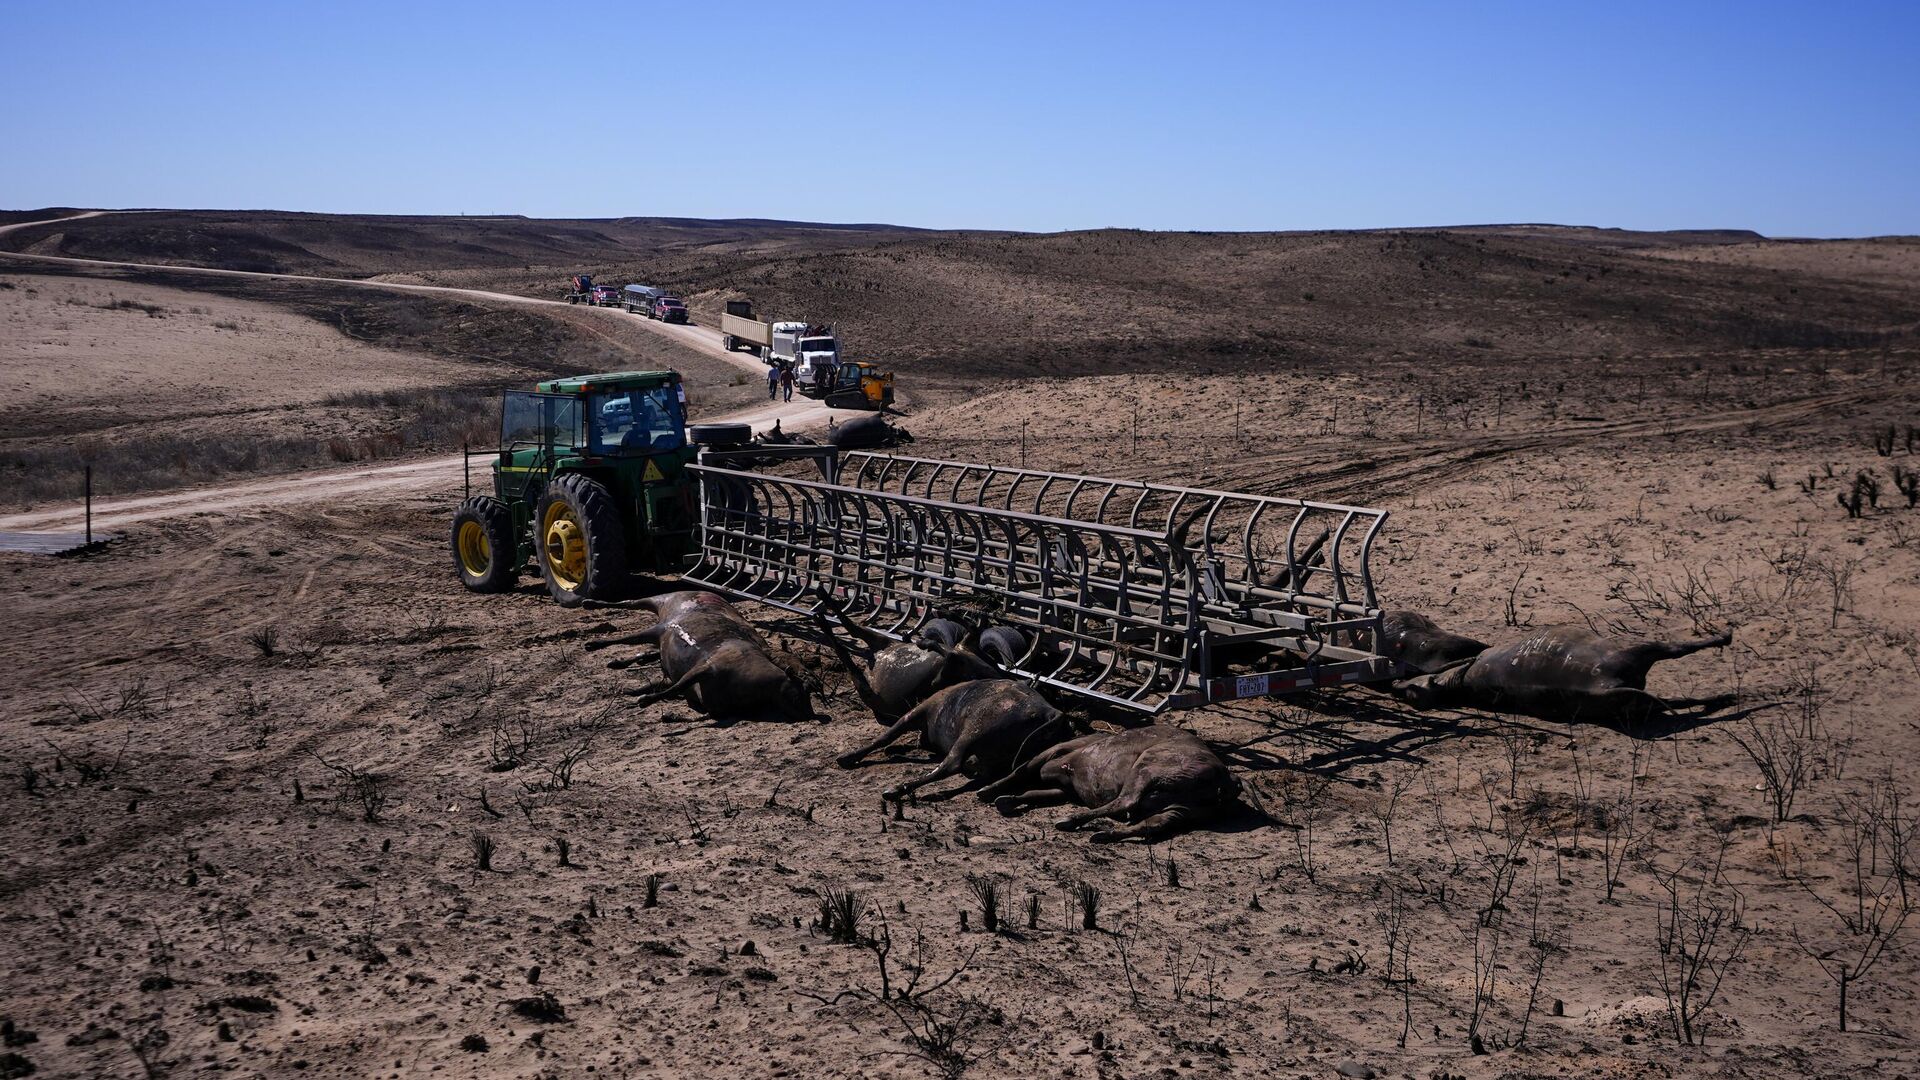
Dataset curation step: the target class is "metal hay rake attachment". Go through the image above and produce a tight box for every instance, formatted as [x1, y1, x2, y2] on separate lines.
[682, 448, 1402, 713]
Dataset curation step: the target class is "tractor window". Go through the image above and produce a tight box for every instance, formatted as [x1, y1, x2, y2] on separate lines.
[589, 388, 683, 455]
[500, 392, 584, 450]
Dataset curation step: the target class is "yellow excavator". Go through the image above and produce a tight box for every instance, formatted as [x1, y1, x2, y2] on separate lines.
[819, 361, 895, 411]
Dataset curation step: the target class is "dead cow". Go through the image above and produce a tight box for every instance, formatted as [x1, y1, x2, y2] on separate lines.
[1377, 610, 1490, 675]
[585, 590, 813, 721]
[836, 679, 1069, 802]
[980, 726, 1239, 843]
[816, 602, 997, 718]
[826, 412, 913, 450]
[1393, 625, 1734, 727]
[851, 639, 1001, 719]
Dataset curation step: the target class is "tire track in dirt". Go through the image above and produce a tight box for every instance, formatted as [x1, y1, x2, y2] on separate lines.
[156, 521, 271, 606]
[0, 692, 408, 900]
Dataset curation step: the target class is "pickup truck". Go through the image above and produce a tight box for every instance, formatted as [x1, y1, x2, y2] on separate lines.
[649, 295, 689, 323]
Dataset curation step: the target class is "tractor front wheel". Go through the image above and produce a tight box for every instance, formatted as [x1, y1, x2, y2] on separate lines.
[535, 474, 627, 606]
[451, 496, 520, 593]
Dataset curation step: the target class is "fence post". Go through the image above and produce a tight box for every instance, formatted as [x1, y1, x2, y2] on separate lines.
[463, 441, 469, 499]
[84, 465, 93, 546]
[1020, 420, 1028, 469]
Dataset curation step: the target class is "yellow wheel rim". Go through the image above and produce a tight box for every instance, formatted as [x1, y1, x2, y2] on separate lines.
[456, 520, 492, 576]
[542, 500, 587, 591]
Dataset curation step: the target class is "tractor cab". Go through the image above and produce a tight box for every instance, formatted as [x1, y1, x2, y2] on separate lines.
[452, 370, 747, 605]
[820, 361, 896, 411]
[503, 370, 692, 464]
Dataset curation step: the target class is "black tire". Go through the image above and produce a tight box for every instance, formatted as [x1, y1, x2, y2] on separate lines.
[690, 422, 752, 447]
[451, 496, 519, 593]
[533, 473, 627, 606]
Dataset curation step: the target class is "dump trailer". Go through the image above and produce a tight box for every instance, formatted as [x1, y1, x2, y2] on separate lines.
[719, 300, 841, 376]
[720, 300, 771, 356]
[452, 373, 1402, 713]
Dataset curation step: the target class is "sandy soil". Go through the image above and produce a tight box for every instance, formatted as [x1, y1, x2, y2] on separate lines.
[0, 271, 490, 439]
[1, 359, 1917, 1079]
[1643, 237, 1920, 290]
[1, 210, 1917, 1080]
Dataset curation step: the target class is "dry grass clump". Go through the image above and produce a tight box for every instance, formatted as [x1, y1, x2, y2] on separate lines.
[0, 385, 506, 507]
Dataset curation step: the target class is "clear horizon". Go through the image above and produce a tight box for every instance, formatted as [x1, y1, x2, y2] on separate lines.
[3, 0, 1915, 238]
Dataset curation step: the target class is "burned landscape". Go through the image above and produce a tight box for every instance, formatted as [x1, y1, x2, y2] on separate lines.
[1, 209, 1918, 1080]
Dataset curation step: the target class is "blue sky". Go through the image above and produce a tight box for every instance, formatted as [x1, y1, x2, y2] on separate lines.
[2, 1, 1914, 235]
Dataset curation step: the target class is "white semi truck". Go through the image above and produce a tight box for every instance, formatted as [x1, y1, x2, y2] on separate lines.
[720, 300, 842, 391]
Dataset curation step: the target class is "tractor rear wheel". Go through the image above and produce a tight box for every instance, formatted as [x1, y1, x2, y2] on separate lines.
[451, 496, 519, 593]
[535, 473, 627, 606]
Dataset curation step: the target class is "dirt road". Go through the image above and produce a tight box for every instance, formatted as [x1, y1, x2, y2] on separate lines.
[0, 210, 761, 373]
[0, 211, 842, 534]
[0, 396, 839, 535]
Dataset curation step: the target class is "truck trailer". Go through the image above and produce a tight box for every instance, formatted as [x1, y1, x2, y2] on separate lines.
[623, 284, 665, 314]
[720, 300, 841, 389]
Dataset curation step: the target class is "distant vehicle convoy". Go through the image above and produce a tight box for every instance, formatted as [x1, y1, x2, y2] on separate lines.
[565, 283, 892, 409]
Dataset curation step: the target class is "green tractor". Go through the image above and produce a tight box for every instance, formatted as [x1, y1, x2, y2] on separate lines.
[449, 370, 747, 605]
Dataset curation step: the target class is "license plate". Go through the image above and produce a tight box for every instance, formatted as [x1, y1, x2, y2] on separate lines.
[1233, 674, 1270, 699]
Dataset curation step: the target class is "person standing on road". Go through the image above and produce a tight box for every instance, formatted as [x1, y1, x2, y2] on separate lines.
[780, 364, 795, 402]
[766, 363, 780, 400]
